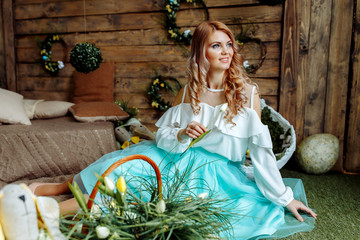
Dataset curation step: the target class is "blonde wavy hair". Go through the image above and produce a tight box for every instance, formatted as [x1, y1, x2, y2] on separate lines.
[187, 21, 256, 124]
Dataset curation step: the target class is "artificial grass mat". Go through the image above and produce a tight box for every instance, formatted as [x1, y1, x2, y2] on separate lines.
[280, 167, 360, 240]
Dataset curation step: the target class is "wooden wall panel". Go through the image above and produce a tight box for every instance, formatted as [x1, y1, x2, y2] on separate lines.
[303, 0, 332, 136]
[0, 0, 5, 88]
[297, 0, 310, 145]
[279, 0, 299, 130]
[294, 0, 355, 172]
[346, 0, 360, 173]
[325, 0, 353, 171]
[12, 0, 283, 129]
[3, 0, 16, 91]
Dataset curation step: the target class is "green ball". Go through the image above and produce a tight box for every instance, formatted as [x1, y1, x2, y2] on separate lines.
[295, 133, 339, 174]
[70, 42, 103, 73]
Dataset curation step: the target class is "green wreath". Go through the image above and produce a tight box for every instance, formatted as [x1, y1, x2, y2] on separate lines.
[147, 75, 182, 111]
[165, 0, 208, 45]
[40, 34, 66, 74]
[234, 23, 267, 74]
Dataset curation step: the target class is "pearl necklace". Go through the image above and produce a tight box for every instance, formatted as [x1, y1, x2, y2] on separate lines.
[206, 86, 224, 92]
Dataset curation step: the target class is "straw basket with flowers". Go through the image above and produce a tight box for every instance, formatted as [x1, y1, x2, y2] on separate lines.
[60, 155, 234, 239]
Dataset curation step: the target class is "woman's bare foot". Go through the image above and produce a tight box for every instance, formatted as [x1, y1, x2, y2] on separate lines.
[29, 181, 72, 196]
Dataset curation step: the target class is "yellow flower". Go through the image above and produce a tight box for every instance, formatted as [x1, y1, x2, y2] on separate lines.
[153, 78, 159, 85]
[166, 4, 172, 13]
[121, 140, 130, 149]
[168, 29, 177, 38]
[236, 40, 244, 46]
[45, 65, 50, 70]
[52, 35, 60, 41]
[246, 149, 250, 156]
[116, 176, 126, 194]
[186, 0, 192, 2]
[130, 136, 140, 144]
[40, 49, 46, 55]
[151, 101, 159, 108]
[160, 83, 165, 87]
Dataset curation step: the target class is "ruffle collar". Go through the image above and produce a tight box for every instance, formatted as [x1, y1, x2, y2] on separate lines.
[155, 103, 268, 139]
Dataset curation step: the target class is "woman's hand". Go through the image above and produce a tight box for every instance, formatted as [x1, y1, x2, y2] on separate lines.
[178, 121, 207, 141]
[286, 199, 317, 222]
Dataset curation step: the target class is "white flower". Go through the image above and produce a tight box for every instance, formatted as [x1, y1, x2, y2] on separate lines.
[73, 222, 83, 233]
[91, 204, 102, 218]
[156, 199, 166, 214]
[104, 177, 115, 192]
[243, 60, 250, 68]
[220, 103, 228, 112]
[183, 29, 191, 37]
[124, 211, 138, 220]
[57, 60, 64, 69]
[96, 226, 110, 239]
[197, 192, 208, 199]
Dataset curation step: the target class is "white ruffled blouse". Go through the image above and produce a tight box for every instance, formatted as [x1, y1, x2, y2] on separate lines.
[155, 102, 294, 207]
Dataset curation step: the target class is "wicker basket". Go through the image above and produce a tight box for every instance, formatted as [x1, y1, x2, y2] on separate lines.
[242, 99, 296, 180]
[86, 154, 163, 210]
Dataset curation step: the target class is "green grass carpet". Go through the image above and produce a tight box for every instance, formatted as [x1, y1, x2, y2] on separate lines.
[280, 166, 360, 240]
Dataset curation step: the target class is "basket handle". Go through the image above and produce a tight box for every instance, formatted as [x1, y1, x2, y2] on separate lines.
[87, 154, 163, 210]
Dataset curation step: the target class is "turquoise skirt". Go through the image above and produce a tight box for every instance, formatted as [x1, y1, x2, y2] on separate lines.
[79, 141, 315, 239]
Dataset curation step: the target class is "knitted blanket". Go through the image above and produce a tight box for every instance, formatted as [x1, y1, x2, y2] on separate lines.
[0, 117, 117, 188]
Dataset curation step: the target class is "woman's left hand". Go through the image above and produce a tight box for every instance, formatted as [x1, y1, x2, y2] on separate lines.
[286, 199, 317, 222]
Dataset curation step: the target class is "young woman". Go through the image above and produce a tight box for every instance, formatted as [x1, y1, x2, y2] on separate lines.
[31, 21, 316, 239]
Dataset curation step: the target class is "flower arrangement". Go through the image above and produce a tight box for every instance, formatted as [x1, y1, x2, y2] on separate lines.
[147, 75, 182, 111]
[165, 0, 208, 45]
[60, 156, 234, 239]
[39, 34, 66, 74]
[70, 42, 103, 73]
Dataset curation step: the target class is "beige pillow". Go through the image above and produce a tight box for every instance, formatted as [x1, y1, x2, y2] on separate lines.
[24, 99, 45, 119]
[69, 102, 129, 122]
[0, 88, 31, 125]
[34, 101, 74, 119]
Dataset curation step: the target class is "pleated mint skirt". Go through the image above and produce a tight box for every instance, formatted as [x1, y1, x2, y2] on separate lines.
[79, 141, 315, 239]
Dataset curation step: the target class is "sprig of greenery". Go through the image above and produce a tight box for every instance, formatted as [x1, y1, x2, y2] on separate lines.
[261, 106, 291, 157]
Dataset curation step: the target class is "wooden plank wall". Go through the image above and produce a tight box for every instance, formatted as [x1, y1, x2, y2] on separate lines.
[347, 0, 360, 173]
[11, 0, 283, 131]
[292, 0, 355, 172]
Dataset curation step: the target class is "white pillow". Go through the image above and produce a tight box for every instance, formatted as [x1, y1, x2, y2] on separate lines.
[0, 88, 31, 125]
[23, 99, 44, 119]
[34, 101, 74, 119]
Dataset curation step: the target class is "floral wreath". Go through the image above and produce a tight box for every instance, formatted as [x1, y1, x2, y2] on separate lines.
[165, 0, 209, 45]
[147, 75, 182, 111]
[40, 34, 66, 74]
[234, 23, 267, 74]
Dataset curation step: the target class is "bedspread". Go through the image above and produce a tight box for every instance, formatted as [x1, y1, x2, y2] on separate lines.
[0, 117, 117, 185]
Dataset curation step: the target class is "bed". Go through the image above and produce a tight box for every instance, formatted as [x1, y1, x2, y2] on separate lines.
[0, 117, 118, 189]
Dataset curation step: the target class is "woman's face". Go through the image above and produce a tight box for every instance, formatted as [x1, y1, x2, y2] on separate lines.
[205, 30, 234, 72]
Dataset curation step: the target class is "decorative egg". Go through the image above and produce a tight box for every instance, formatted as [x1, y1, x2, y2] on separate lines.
[295, 133, 339, 174]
